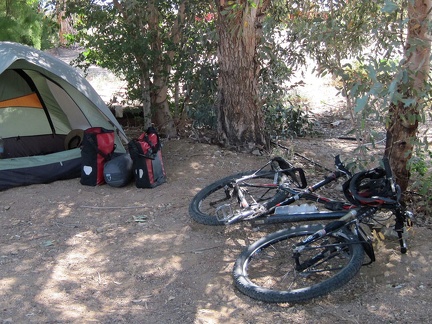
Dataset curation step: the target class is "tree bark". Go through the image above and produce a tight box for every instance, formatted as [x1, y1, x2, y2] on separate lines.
[5, 0, 12, 16]
[147, 0, 177, 137]
[56, 0, 73, 46]
[148, 1, 186, 138]
[215, 0, 270, 151]
[385, 0, 431, 192]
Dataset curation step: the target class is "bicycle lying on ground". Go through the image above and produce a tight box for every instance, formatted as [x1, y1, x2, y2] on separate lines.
[189, 155, 356, 226]
[232, 157, 413, 303]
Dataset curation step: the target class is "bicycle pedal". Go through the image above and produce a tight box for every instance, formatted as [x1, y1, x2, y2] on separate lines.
[405, 211, 414, 227]
[216, 204, 234, 222]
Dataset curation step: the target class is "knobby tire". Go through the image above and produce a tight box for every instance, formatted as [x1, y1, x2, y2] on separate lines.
[189, 170, 277, 225]
[233, 224, 365, 303]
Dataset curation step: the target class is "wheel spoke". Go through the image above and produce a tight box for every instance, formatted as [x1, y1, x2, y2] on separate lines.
[190, 170, 278, 225]
[233, 225, 365, 303]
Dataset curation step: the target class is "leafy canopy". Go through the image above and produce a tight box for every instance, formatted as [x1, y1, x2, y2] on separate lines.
[0, 0, 58, 49]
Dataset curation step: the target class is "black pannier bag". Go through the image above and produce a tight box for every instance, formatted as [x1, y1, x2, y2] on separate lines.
[128, 127, 166, 188]
[80, 127, 115, 186]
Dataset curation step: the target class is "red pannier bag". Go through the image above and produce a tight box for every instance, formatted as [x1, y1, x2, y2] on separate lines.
[128, 126, 166, 188]
[80, 127, 115, 186]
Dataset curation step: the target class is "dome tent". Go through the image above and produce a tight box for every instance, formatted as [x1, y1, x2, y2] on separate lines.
[0, 42, 127, 190]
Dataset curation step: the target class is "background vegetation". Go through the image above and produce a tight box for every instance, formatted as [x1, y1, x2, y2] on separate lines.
[0, 0, 58, 49]
[1, 0, 431, 198]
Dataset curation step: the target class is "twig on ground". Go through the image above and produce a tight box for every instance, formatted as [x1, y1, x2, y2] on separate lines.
[80, 205, 148, 209]
[180, 245, 223, 254]
[273, 141, 333, 172]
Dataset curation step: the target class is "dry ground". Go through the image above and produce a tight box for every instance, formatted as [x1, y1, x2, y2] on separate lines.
[1, 48, 431, 323]
[1, 137, 432, 323]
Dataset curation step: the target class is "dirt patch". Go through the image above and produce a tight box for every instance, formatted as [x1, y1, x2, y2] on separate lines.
[1, 48, 431, 323]
[1, 137, 431, 323]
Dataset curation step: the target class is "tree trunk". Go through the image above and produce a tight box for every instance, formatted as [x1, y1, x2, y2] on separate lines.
[147, 0, 177, 137]
[56, 0, 72, 46]
[215, 0, 270, 151]
[5, 0, 12, 16]
[139, 64, 152, 130]
[385, 0, 431, 192]
[114, 0, 177, 137]
[151, 81, 177, 137]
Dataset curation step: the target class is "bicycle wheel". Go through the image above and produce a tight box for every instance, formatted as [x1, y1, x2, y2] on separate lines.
[189, 170, 278, 225]
[233, 224, 365, 303]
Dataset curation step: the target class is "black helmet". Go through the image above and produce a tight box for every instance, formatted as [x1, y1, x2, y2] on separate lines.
[343, 168, 401, 207]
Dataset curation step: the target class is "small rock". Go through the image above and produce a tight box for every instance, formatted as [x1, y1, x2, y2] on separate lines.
[330, 120, 342, 127]
[251, 149, 261, 156]
[213, 150, 222, 157]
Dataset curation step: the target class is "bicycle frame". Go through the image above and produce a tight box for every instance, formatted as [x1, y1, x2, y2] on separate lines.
[217, 155, 356, 225]
[296, 202, 412, 260]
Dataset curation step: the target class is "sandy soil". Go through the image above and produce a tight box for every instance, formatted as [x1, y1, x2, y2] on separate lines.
[1, 48, 431, 323]
[1, 136, 432, 323]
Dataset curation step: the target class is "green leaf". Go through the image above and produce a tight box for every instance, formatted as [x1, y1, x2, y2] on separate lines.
[354, 95, 368, 113]
[366, 65, 377, 81]
[381, 1, 399, 13]
[401, 98, 416, 107]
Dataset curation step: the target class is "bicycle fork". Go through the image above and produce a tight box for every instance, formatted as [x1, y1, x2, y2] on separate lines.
[394, 208, 414, 254]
